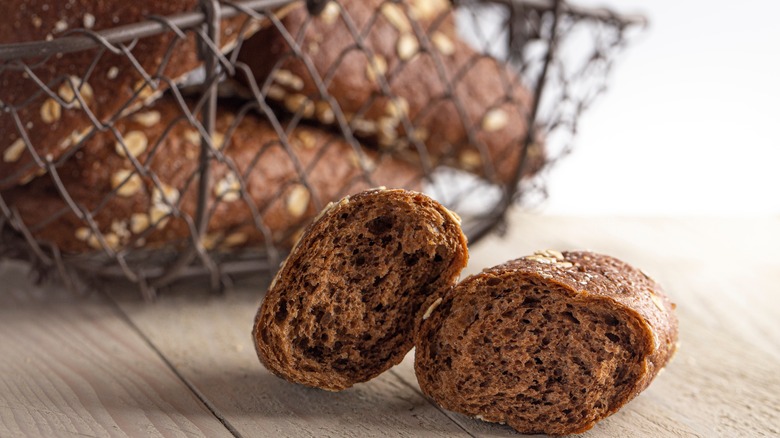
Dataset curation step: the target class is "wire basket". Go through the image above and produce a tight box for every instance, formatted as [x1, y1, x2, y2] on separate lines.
[0, 0, 644, 298]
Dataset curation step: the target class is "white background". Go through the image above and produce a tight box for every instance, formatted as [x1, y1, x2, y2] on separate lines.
[542, 0, 780, 216]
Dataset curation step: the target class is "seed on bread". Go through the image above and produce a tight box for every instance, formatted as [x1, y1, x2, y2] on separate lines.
[40, 98, 62, 124]
[106, 66, 119, 80]
[409, 0, 449, 21]
[111, 170, 143, 197]
[365, 55, 388, 83]
[284, 94, 315, 118]
[377, 117, 400, 146]
[347, 149, 375, 171]
[53, 19, 68, 33]
[201, 232, 223, 250]
[397, 34, 419, 61]
[315, 101, 335, 124]
[411, 127, 430, 143]
[422, 297, 443, 320]
[150, 184, 180, 227]
[385, 98, 409, 120]
[183, 129, 201, 146]
[285, 184, 310, 218]
[110, 219, 130, 240]
[223, 232, 248, 248]
[273, 69, 305, 91]
[267, 84, 287, 100]
[211, 132, 226, 150]
[55, 79, 94, 108]
[481, 108, 509, 132]
[214, 172, 241, 202]
[133, 80, 156, 101]
[431, 32, 455, 56]
[381, 3, 411, 32]
[441, 207, 462, 225]
[537, 249, 564, 260]
[149, 206, 169, 228]
[3, 138, 26, 163]
[83, 13, 96, 29]
[351, 118, 378, 135]
[58, 77, 80, 107]
[129, 213, 150, 234]
[295, 130, 318, 150]
[115, 131, 148, 158]
[320, 1, 340, 25]
[75, 227, 91, 241]
[132, 110, 162, 127]
[651, 293, 666, 312]
[459, 150, 482, 170]
[62, 128, 90, 150]
[85, 232, 120, 251]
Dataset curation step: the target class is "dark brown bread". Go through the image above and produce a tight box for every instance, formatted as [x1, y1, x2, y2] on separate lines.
[1, 98, 422, 253]
[253, 188, 469, 391]
[415, 250, 679, 435]
[237, 0, 543, 183]
[0, 1, 291, 188]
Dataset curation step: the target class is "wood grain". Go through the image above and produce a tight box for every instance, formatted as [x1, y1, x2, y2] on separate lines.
[108, 287, 471, 438]
[0, 261, 231, 438]
[2, 216, 779, 437]
[392, 215, 780, 437]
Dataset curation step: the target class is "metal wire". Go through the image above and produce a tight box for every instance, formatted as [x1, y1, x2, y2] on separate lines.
[0, 0, 643, 297]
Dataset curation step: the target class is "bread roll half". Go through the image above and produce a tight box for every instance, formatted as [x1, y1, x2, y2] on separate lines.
[254, 188, 469, 391]
[415, 251, 678, 435]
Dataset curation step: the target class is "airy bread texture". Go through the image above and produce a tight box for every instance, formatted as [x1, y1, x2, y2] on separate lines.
[415, 251, 679, 435]
[254, 188, 469, 391]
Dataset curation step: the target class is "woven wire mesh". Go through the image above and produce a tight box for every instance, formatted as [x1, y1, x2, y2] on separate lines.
[0, 0, 643, 298]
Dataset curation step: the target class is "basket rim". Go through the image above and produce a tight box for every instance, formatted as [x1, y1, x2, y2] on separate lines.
[0, 0, 294, 62]
[0, 0, 645, 62]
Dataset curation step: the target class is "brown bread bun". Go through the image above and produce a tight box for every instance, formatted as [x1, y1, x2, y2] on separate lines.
[0, 0, 293, 188]
[415, 250, 679, 435]
[253, 188, 469, 391]
[2, 98, 422, 253]
[237, 0, 543, 183]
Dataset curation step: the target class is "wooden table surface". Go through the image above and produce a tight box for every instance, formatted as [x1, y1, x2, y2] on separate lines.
[1, 215, 778, 437]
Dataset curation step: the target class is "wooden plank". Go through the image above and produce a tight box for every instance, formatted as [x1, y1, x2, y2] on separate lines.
[108, 284, 471, 438]
[392, 215, 780, 437]
[18, 216, 778, 437]
[0, 261, 231, 438]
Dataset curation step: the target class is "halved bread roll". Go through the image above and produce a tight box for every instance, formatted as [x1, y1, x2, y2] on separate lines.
[253, 188, 469, 391]
[415, 250, 678, 435]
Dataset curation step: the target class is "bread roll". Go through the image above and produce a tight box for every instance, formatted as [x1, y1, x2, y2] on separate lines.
[253, 188, 469, 391]
[415, 250, 679, 435]
[0, 0, 292, 188]
[2, 98, 422, 253]
[237, 0, 544, 183]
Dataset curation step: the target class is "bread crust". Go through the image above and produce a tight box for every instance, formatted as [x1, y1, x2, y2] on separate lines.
[0, 0, 280, 188]
[415, 251, 679, 435]
[253, 188, 469, 391]
[237, 0, 544, 183]
[2, 98, 422, 253]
